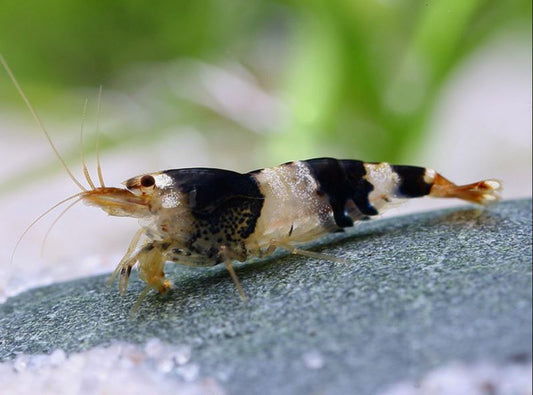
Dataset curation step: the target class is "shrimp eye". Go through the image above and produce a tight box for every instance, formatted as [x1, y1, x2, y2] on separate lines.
[140, 175, 155, 188]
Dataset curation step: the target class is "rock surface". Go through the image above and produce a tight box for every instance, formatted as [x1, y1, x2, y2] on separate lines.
[1, 199, 531, 394]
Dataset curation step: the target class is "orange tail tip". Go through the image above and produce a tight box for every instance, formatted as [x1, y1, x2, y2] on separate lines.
[429, 173, 502, 205]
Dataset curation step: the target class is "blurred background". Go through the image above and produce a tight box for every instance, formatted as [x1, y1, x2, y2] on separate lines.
[0, 0, 531, 299]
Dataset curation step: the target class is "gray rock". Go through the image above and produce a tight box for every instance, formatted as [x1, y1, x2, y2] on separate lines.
[1, 199, 531, 394]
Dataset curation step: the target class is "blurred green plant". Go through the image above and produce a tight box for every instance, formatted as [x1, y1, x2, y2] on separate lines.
[0, 0, 530, 193]
[278, 0, 530, 161]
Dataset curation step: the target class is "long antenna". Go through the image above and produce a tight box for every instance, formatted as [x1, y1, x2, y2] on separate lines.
[10, 192, 85, 264]
[79, 97, 96, 189]
[95, 85, 106, 187]
[41, 197, 83, 257]
[0, 53, 87, 192]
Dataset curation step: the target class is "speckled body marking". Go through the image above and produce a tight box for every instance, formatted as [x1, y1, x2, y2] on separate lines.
[1, 54, 502, 310]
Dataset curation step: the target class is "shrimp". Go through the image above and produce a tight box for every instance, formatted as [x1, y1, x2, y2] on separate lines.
[1, 55, 502, 311]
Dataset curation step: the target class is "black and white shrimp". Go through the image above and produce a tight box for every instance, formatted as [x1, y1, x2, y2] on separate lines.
[2, 55, 502, 310]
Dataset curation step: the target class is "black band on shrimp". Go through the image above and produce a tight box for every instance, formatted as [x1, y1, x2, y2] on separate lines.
[163, 168, 264, 212]
[392, 165, 433, 198]
[304, 158, 378, 228]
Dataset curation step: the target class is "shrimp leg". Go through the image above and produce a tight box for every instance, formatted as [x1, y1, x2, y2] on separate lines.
[220, 245, 248, 302]
[268, 240, 349, 264]
[107, 228, 145, 290]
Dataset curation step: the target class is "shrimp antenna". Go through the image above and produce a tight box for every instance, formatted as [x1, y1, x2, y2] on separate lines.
[41, 197, 83, 257]
[95, 85, 106, 188]
[0, 53, 87, 192]
[10, 192, 85, 264]
[80, 97, 96, 189]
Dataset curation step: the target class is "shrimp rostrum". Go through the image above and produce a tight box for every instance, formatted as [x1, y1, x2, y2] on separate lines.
[1, 55, 502, 309]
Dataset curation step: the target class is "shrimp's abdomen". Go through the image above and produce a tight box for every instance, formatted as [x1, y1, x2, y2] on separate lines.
[245, 158, 501, 251]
